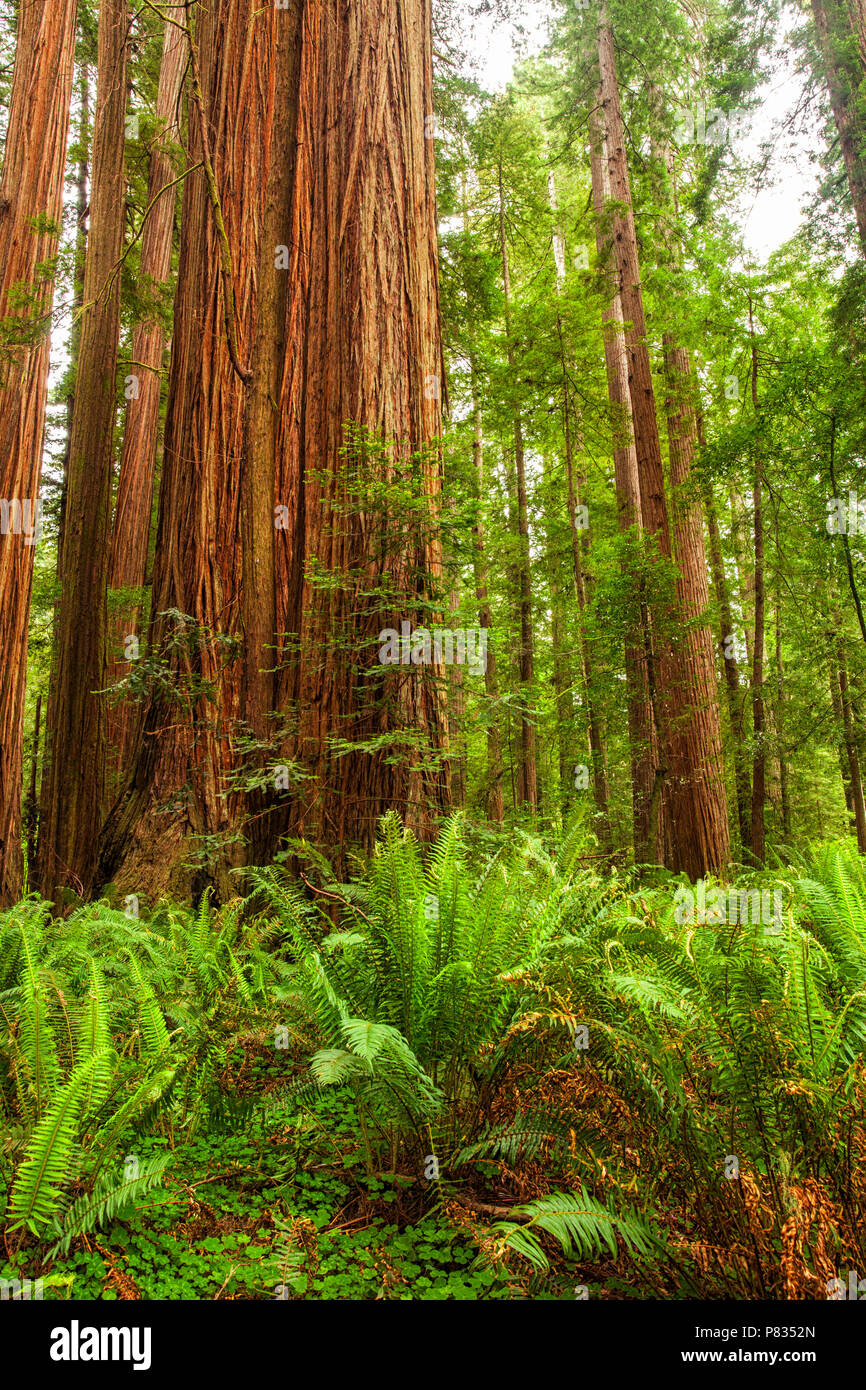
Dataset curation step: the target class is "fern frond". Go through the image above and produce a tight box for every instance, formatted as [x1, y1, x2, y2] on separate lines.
[9, 1052, 106, 1232]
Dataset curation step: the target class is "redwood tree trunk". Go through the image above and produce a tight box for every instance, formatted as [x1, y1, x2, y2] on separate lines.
[497, 163, 538, 812]
[270, 0, 452, 861]
[839, 652, 866, 852]
[812, 0, 866, 256]
[0, 0, 78, 905]
[749, 313, 766, 866]
[596, 7, 730, 877]
[471, 397, 505, 825]
[557, 317, 611, 846]
[100, 0, 286, 900]
[663, 337, 731, 874]
[704, 484, 751, 849]
[240, 2, 304, 866]
[589, 101, 658, 862]
[39, 0, 127, 899]
[105, 5, 187, 791]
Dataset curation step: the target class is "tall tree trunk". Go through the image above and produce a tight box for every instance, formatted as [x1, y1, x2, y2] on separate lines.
[38, 62, 90, 882]
[653, 138, 730, 873]
[749, 305, 766, 866]
[461, 165, 504, 827]
[273, 0, 451, 862]
[549, 172, 611, 843]
[548, 541, 575, 818]
[729, 488, 756, 672]
[775, 579, 791, 842]
[105, 5, 186, 791]
[812, 0, 866, 256]
[24, 693, 42, 886]
[445, 429, 467, 809]
[839, 650, 866, 852]
[497, 162, 537, 812]
[0, 0, 78, 905]
[663, 337, 731, 872]
[557, 321, 611, 845]
[99, 0, 285, 901]
[830, 665, 856, 818]
[596, 6, 729, 877]
[470, 397, 505, 825]
[240, 2, 304, 866]
[39, 0, 127, 899]
[589, 99, 657, 862]
[704, 483, 751, 849]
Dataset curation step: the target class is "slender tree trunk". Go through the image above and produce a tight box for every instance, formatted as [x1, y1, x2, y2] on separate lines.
[470, 398, 505, 824]
[839, 651, 866, 852]
[749, 305, 766, 866]
[704, 484, 751, 849]
[596, 6, 729, 877]
[548, 171, 610, 841]
[39, 0, 128, 900]
[729, 488, 755, 672]
[38, 64, 90, 882]
[652, 138, 730, 872]
[548, 547, 574, 818]
[0, 0, 78, 905]
[557, 319, 611, 845]
[25, 693, 42, 886]
[497, 162, 537, 812]
[588, 101, 657, 862]
[105, 5, 186, 791]
[830, 665, 856, 818]
[445, 437, 467, 809]
[812, 0, 866, 256]
[775, 580, 791, 841]
[460, 165, 504, 827]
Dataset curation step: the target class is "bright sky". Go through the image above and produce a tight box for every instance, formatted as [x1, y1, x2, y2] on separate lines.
[465, 0, 821, 264]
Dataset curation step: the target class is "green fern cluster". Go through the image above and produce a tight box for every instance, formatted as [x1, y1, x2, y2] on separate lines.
[524, 844, 866, 1289]
[247, 812, 584, 1160]
[0, 889, 283, 1246]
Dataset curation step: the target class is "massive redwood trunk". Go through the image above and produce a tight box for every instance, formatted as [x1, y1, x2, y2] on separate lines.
[105, 5, 187, 791]
[39, 0, 127, 900]
[0, 0, 78, 905]
[274, 0, 451, 862]
[99, 0, 287, 901]
[101, 0, 450, 895]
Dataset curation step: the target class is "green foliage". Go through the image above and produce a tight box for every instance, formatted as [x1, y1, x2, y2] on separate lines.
[489, 1188, 660, 1274]
[248, 812, 580, 1162]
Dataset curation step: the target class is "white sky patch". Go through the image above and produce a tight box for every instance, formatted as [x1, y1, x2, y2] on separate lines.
[464, 0, 821, 265]
[731, 20, 822, 263]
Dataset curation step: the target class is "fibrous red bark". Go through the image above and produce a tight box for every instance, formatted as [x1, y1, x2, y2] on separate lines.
[105, 5, 187, 790]
[38, 0, 128, 899]
[273, 0, 451, 861]
[0, 0, 78, 905]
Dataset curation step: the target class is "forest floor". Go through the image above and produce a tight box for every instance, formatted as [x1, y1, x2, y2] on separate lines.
[2, 818, 864, 1302]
